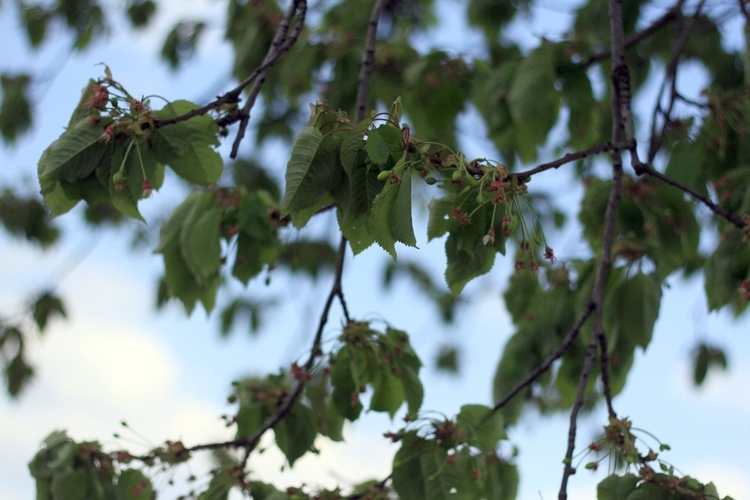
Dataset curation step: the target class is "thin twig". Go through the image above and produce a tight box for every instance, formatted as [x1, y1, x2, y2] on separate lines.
[558, 331, 599, 499]
[491, 302, 595, 413]
[638, 166, 747, 229]
[177, 236, 349, 458]
[559, 0, 630, 496]
[510, 141, 628, 182]
[355, 0, 389, 122]
[230, 0, 308, 158]
[132, 0, 395, 466]
[154, 2, 307, 132]
[647, 0, 706, 164]
[581, 1, 684, 68]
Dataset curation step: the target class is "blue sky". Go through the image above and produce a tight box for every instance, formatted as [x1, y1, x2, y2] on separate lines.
[1, 1, 749, 498]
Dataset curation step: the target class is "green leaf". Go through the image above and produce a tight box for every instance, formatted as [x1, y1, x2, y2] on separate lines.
[427, 198, 453, 241]
[331, 348, 364, 421]
[156, 192, 218, 313]
[197, 468, 235, 500]
[506, 43, 560, 162]
[370, 368, 406, 417]
[420, 445, 455, 498]
[38, 124, 109, 183]
[366, 126, 390, 165]
[0, 74, 32, 143]
[32, 292, 67, 331]
[116, 469, 153, 500]
[341, 120, 370, 178]
[369, 164, 416, 259]
[704, 231, 750, 313]
[456, 404, 506, 451]
[445, 233, 495, 294]
[281, 127, 343, 216]
[274, 403, 317, 466]
[126, 0, 156, 29]
[22, 7, 50, 46]
[392, 431, 427, 499]
[401, 365, 424, 419]
[51, 470, 95, 500]
[153, 100, 222, 185]
[180, 206, 223, 285]
[606, 273, 661, 350]
[596, 473, 639, 500]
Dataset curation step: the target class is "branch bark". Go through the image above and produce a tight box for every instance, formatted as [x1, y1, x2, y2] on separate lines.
[230, 0, 308, 158]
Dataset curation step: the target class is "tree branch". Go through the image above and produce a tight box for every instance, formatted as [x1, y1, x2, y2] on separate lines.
[355, 0, 389, 123]
[230, 0, 308, 158]
[638, 166, 747, 229]
[153, 1, 307, 133]
[510, 141, 629, 182]
[581, 1, 684, 68]
[490, 302, 595, 413]
[647, 0, 706, 164]
[138, 0, 396, 467]
[176, 235, 349, 459]
[559, 0, 629, 496]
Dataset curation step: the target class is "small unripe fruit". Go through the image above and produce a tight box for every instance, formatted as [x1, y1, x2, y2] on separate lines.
[425, 177, 437, 185]
[377, 170, 392, 181]
[112, 171, 124, 184]
[452, 170, 463, 182]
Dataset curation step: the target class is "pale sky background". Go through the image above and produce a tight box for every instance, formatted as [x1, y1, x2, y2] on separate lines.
[1, 1, 749, 499]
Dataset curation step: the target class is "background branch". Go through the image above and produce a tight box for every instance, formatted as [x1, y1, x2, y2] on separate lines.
[230, 0, 308, 158]
[640, 167, 747, 229]
[581, 1, 684, 68]
[491, 303, 595, 413]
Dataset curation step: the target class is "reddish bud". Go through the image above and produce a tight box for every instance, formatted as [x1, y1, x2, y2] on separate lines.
[141, 178, 153, 198]
[100, 124, 115, 143]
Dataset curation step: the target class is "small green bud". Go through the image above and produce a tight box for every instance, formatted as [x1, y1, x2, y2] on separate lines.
[476, 193, 486, 204]
[452, 170, 463, 182]
[425, 177, 438, 185]
[377, 170, 392, 181]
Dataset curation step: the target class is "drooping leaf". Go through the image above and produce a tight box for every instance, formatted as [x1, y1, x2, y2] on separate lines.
[340, 120, 370, 178]
[281, 127, 343, 215]
[153, 100, 223, 185]
[32, 292, 67, 331]
[274, 403, 317, 466]
[445, 233, 495, 294]
[366, 126, 390, 165]
[456, 404, 506, 452]
[0, 74, 32, 143]
[116, 469, 154, 499]
[369, 163, 416, 259]
[392, 431, 427, 499]
[38, 124, 108, 183]
[596, 473, 639, 500]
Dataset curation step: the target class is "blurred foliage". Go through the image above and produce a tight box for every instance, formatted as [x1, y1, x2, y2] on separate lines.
[0, 0, 747, 497]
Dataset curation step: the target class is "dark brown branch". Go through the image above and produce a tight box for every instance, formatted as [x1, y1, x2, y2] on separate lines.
[638, 166, 747, 229]
[581, 1, 684, 68]
[560, 0, 630, 496]
[510, 141, 629, 182]
[154, 2, 306, 132]
[558, 331, 599, 499]
[355, 0, 389, 122]
[647, 0, 707, 164]
[490, 302, 595, 413]
[177, 237, 349, 458]
[230, 0, 308, 158]
[148, 0, 396, 465]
